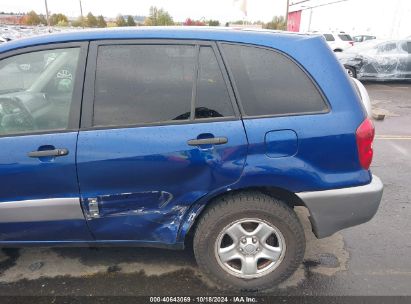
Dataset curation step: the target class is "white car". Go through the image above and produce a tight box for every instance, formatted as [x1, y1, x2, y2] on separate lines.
[322, 32, 354, 52]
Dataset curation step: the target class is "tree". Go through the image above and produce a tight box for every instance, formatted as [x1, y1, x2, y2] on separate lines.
[126, 15, 136, 26]
[49, 13, 68, 26]
[144, 6, 174, 26]
[39, 14, 47, 25]
[116, 14, 127, 26]
[183, 18, 205, 26]
[86, 12, 98, 27]
[264, 16, 287, 30]
[208, 20, 220, 26]
[97, 15, 107, 28]
[23, 10, 44, 25]
[71, 16, 86, 27]
[231, 20, 244, 25]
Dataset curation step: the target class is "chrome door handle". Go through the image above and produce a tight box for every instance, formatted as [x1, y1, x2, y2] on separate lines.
[187, 137, 228, 146]
[28, 148, 69, 158]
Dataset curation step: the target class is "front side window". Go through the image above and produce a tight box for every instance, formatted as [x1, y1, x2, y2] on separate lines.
[93, 45, 195, 126]
[221, 44, 327, 117]
[353, 36, 362, 42]
[323, 34, 335, 42]
[338, 34, 353, 41]
[0, 47, 80, 135]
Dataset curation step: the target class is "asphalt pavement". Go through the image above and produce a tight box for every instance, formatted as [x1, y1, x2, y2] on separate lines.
[0, 82, 410, 297]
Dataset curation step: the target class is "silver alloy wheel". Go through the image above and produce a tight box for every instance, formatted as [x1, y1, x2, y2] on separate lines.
[215, 218, 286, 279]
[346, 67, 354, 77]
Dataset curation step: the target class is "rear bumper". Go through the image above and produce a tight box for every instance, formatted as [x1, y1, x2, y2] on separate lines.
[296, 175, 383, 238]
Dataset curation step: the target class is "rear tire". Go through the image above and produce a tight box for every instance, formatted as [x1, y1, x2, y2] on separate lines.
[193, 192, 305, 291]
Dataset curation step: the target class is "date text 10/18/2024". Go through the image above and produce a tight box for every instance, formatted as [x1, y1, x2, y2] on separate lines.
[149, 297, 258, 303]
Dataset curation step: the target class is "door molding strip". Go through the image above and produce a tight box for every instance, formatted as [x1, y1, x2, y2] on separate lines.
[0, 198, 85, 223]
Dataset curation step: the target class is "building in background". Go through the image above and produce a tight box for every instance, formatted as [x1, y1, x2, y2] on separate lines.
[287, 10, 302, 32]
[287, 0, 411, 39]
[0, 14, 25, 25]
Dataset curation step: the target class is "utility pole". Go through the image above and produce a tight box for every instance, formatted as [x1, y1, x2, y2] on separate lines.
[308, 7, 313, 32]
[285, 0, 290, 29]
[44, 0, 50, 27]
[79, 0, 84, 28]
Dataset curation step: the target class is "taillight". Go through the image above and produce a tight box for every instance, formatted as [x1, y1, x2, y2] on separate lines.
[356, 118, 375, 170]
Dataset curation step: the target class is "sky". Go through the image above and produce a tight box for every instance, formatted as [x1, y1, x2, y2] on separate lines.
[291, 0, 411, 39]
[1, 0, 409, 38]
[0, 0, 288, 22]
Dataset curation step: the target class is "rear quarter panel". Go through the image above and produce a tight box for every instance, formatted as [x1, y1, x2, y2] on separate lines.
[231, 35, 371, 192]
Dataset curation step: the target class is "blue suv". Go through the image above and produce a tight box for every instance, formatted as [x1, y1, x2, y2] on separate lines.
[0, 28, 383, 290]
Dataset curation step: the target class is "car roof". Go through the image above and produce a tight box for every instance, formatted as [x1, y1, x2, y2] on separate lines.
[0, 26, 321, 53]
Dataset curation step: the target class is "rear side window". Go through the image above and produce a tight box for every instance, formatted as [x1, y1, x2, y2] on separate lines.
[195, 46, 234, 119]
[323, 34, 335, 41]
[377, 42, 398, 54]
[338, 34, 353, 41]
[93, 44, 195, 126]
[221, 44, 327, 117]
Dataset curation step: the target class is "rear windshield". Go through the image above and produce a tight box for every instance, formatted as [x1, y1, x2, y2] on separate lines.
[323, 34, 335, 41]
[338, 34, 353, 41]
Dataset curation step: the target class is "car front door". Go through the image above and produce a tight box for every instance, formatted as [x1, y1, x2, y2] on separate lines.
[0, 43, 92, 242]
[77, 41, 248, 244]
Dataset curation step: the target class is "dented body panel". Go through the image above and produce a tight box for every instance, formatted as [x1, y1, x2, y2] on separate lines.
[337, 39, 411, 81]
[76, 121, 248, 243]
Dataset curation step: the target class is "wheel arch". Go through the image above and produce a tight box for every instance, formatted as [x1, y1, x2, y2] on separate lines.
[178, 186, 305, 246]
[344, 65, 357, 78]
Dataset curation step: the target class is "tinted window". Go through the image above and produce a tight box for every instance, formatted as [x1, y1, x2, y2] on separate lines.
[0, 48, 80, 135]
[399, 42, 408, 53]
[378, 42, 398, 54]
[222, 44, 327, 116]
[94, 45, 195, 126]
[353, 36, 362, 42]
[338, 34, 353, 41]
[195, 46, 234, 119]
[323, 34, 335, 41]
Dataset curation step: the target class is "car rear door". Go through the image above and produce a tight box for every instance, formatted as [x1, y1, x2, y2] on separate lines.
[0, 43, 92, 242]
[373, 41, 409, 79]
[76, 40, 248, 244]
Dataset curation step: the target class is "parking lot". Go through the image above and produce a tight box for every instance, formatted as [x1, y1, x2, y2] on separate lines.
[0, 82, 410, 297]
